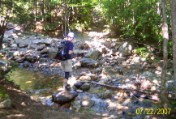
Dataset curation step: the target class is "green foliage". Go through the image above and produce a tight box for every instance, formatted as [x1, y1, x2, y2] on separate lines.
[101, 0, 162, 43]
[134, 47, 149, 58]
[0, 86, 9, 101]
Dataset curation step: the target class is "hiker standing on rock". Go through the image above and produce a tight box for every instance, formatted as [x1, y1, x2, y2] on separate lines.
[61, 32, 75, 89]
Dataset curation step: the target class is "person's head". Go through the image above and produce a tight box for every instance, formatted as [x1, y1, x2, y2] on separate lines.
[66, 32, 75, 41]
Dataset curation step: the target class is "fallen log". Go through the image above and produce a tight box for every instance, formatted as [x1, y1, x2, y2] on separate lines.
[80, 81, 160, 102]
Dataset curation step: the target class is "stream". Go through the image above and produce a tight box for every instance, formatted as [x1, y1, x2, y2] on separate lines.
[3, 28, 171, 118]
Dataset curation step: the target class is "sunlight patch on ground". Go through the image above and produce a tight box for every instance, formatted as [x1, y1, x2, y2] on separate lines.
[6, 114, 25, 118]
[87, 31, 109, 39]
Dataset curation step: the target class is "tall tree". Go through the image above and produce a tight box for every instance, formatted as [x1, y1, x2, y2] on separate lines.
[171, 0, 176, 96]
[160, 0, 169, 107]
[0, 0, 12, 49]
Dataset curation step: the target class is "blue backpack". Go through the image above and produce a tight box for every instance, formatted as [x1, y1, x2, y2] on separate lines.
[55, 41, 69, 61]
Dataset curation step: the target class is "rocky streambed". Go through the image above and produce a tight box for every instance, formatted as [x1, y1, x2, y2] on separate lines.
[0, 26, 175, 118]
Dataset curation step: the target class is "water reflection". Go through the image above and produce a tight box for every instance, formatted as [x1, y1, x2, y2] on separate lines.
[7, 67, 63, 93]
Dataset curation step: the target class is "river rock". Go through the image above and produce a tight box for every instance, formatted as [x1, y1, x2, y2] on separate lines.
[52, 90, 78, 105]
[32, 38, 52, 45]
[85, 50, 102, 60]
[74, 82, 90, 91]
[36, 44, 46, 51]
[119, 42, 133, 57]
[80, 83, 90, 91]
[25, 54, 39, 63]
[80, 58, 98, 68]
[78, 75, 91, 81]
[74, 82, 84, 89]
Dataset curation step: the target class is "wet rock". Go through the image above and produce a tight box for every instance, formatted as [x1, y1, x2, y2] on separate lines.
[80, 58, 98, 68]
[52, 90, 78, 105]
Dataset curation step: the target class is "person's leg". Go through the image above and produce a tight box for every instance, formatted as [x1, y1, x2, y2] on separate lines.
[61, 61, 67, 90]
[65, 72, 70, 79]
[63, 60, 72, 90]
[64, 59, 72, 79]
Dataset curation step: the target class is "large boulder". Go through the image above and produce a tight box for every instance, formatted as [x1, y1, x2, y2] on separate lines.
[80, 58, 98, 68]
[52, 90, 78, 105]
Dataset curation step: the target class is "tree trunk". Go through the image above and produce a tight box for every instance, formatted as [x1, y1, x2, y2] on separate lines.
[41, 0, 45, 21]
[171, 0, 176, 97]
[0, 1, 12, 49]
[160, 0, 169, 107]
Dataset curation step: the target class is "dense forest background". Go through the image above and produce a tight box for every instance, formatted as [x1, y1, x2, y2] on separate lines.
[0, 0, 169, 48]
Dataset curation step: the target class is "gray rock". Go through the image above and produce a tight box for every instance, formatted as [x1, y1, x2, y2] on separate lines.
[119, 42, 133, 57]
[85, 50, 102, 60]
[74, 82, 84, 89]
[52, 90, 78, 105]
[80, 83, 90, 91]
[78, 75, 91, 81]
[80, 58, 98, 68]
